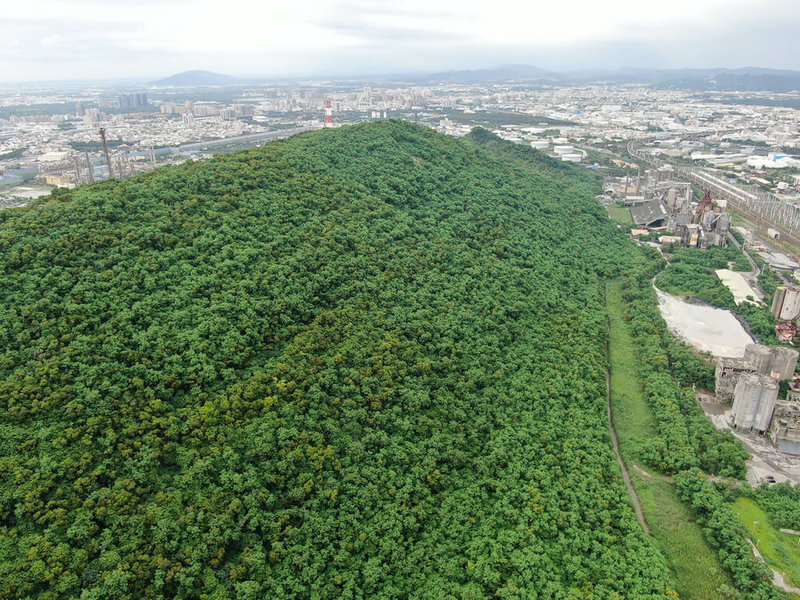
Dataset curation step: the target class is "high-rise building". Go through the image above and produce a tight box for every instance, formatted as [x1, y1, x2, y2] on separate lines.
[118, 93, 149, 109]
[233, 104, 255, 117]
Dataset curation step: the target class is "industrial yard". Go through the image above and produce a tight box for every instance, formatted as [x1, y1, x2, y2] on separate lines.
[605, 165, 800, 491]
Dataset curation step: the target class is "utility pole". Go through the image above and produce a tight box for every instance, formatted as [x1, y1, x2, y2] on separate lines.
[72, 155, 82, 185]
[99, 127, 114, 179]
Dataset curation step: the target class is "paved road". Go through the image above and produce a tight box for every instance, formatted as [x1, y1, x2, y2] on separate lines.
[748, 539, 800, 595]
[726, 232, 765, 301]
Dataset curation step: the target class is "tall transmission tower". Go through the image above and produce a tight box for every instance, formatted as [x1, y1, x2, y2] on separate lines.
[324, 100, 333, 128]
[85, 152, 94, 183]
[99, 127, 114, 179]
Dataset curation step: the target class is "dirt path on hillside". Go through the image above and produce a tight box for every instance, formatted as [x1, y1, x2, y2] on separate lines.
[606, 323, 651, 535]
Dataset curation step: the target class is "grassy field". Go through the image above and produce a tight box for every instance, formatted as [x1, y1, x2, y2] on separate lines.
[607, 204, 634, 225]
[607, 281, 735, 599]
[732, 497, 800, 588]
[607, 282, 657, 458]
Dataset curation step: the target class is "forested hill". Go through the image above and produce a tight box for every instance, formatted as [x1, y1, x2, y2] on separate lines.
[1, 121, 675, 599]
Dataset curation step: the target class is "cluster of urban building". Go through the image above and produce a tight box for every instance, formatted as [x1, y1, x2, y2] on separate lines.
[605, 166, 734, 249]
[2, 82, 799, 203]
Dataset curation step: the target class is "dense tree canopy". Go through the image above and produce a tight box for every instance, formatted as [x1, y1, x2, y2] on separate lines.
[0, 121, 755, 598]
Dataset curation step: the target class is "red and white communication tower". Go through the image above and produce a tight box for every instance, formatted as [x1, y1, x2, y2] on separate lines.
[324, 100, 333, 128]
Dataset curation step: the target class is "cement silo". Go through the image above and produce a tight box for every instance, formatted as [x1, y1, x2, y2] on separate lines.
[667, 188, 677, 210]
[744, 344, 773, 376]
[770, 347, 799, 380]
[732, 373, 779, 433]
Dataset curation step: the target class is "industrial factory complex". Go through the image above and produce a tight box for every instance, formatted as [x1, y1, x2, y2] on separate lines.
[607, 163, 800, 464]
[604, 166, 732, 249]
[714, 343, 800, 456]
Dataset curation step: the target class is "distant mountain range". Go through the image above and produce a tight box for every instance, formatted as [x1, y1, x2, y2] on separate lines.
[152, 70, 238, 86]
[421, 65, 556, 85]
[152, 66, 800, 92]
[417, 65, 800, 92]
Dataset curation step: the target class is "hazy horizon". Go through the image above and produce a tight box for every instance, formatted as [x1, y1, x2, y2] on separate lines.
[3, 0, 799, 83]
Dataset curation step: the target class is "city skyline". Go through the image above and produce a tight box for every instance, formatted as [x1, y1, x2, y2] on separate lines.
[2, 0, 799, 83]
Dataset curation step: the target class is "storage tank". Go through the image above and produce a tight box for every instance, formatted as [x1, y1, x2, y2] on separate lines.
[553, 145, 574, 155]
[732, 373, 779, 433]
[770, 347, 799, 380]
[530, 140, 549, 150]
[744, 344, 773, 375]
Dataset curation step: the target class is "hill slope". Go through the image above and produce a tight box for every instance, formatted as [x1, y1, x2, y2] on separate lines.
[0, 122, 676, 598]
[152, 70, 237, 86]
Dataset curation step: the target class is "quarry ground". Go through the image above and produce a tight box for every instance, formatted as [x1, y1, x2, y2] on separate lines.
[702, 400, 800, 486]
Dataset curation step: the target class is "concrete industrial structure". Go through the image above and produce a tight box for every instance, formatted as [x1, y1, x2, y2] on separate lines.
[769, 400, 800, 456]
[771, 347, 800, 380]
[772, 285, 800, 321]
[622, 167, 731, 248]
[716, 344, 800, 447]
[731, 373, 780, 433]
[716, 343, 799, 401]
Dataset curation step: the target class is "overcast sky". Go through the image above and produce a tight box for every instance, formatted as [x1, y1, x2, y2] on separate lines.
[2, 0, 799, 82]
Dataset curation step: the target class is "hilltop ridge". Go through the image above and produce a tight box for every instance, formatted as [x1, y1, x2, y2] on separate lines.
[2, 122, 676, 598]
[152, 70, 237, 86]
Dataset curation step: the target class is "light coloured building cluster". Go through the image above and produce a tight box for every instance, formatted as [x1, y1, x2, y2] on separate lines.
[2, 81, 800, 205]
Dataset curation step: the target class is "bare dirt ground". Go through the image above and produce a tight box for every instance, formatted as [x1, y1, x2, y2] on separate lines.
[701, 400, 800, 486]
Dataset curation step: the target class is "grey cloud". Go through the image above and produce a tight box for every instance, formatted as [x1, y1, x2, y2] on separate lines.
[0, 16, 154, 70]
[311, 0, 472, 44]
[3, 0, 800, 83]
